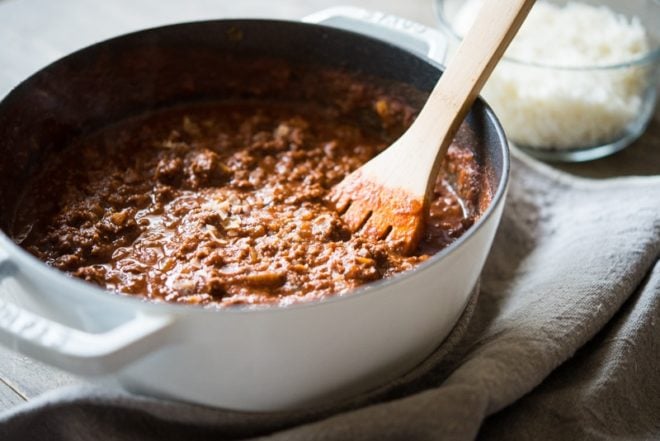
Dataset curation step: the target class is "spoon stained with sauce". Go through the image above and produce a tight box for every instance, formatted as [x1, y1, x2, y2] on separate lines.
[328, 0, 534, 254]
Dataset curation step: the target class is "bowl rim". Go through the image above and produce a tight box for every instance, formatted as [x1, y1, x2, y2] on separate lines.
[434, 0, 660, 71]
[0, 18, 510, 316]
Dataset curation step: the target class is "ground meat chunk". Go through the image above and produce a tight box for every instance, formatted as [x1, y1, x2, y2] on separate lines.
[185, 148, 232, 189]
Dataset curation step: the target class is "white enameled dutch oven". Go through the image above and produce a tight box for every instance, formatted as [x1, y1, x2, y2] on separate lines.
[0, 7, 508, 411]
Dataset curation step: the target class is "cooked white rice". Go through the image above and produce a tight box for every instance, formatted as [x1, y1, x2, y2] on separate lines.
[452, 1, 652, 149]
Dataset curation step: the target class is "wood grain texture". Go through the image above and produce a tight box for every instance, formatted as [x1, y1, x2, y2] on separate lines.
[0, 345, 82, 401]
[327, 0, 534, 252]
[0, 379, 25, 413]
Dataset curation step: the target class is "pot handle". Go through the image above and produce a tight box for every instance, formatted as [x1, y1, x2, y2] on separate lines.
[303, 6, 450, 64]
[0, 249, 174, 376]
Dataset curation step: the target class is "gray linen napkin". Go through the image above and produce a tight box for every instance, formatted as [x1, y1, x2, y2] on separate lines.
[1, 151, 659, 440]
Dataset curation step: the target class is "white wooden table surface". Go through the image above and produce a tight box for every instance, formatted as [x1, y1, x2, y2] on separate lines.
[0, 0, 658, 415]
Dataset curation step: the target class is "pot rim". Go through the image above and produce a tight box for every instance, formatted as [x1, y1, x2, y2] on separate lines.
[0, 18, 510, 316]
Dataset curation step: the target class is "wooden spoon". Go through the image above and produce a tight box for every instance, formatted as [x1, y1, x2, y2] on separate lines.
[328, 0, 534, 254]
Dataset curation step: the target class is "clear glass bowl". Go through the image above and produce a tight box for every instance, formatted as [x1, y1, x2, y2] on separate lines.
[435, 0, 660, 162]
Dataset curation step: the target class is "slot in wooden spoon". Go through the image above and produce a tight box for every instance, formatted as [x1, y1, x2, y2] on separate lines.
[328, 0, 534, 254]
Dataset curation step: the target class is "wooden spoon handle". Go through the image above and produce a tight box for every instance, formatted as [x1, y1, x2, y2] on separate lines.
[409, 0, 535, 192]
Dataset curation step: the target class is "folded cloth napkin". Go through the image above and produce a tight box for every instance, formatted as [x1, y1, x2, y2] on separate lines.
[1, 151, 659, 441]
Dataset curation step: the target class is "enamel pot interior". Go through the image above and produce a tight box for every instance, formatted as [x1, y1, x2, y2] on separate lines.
[0, 19, 504, 236]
